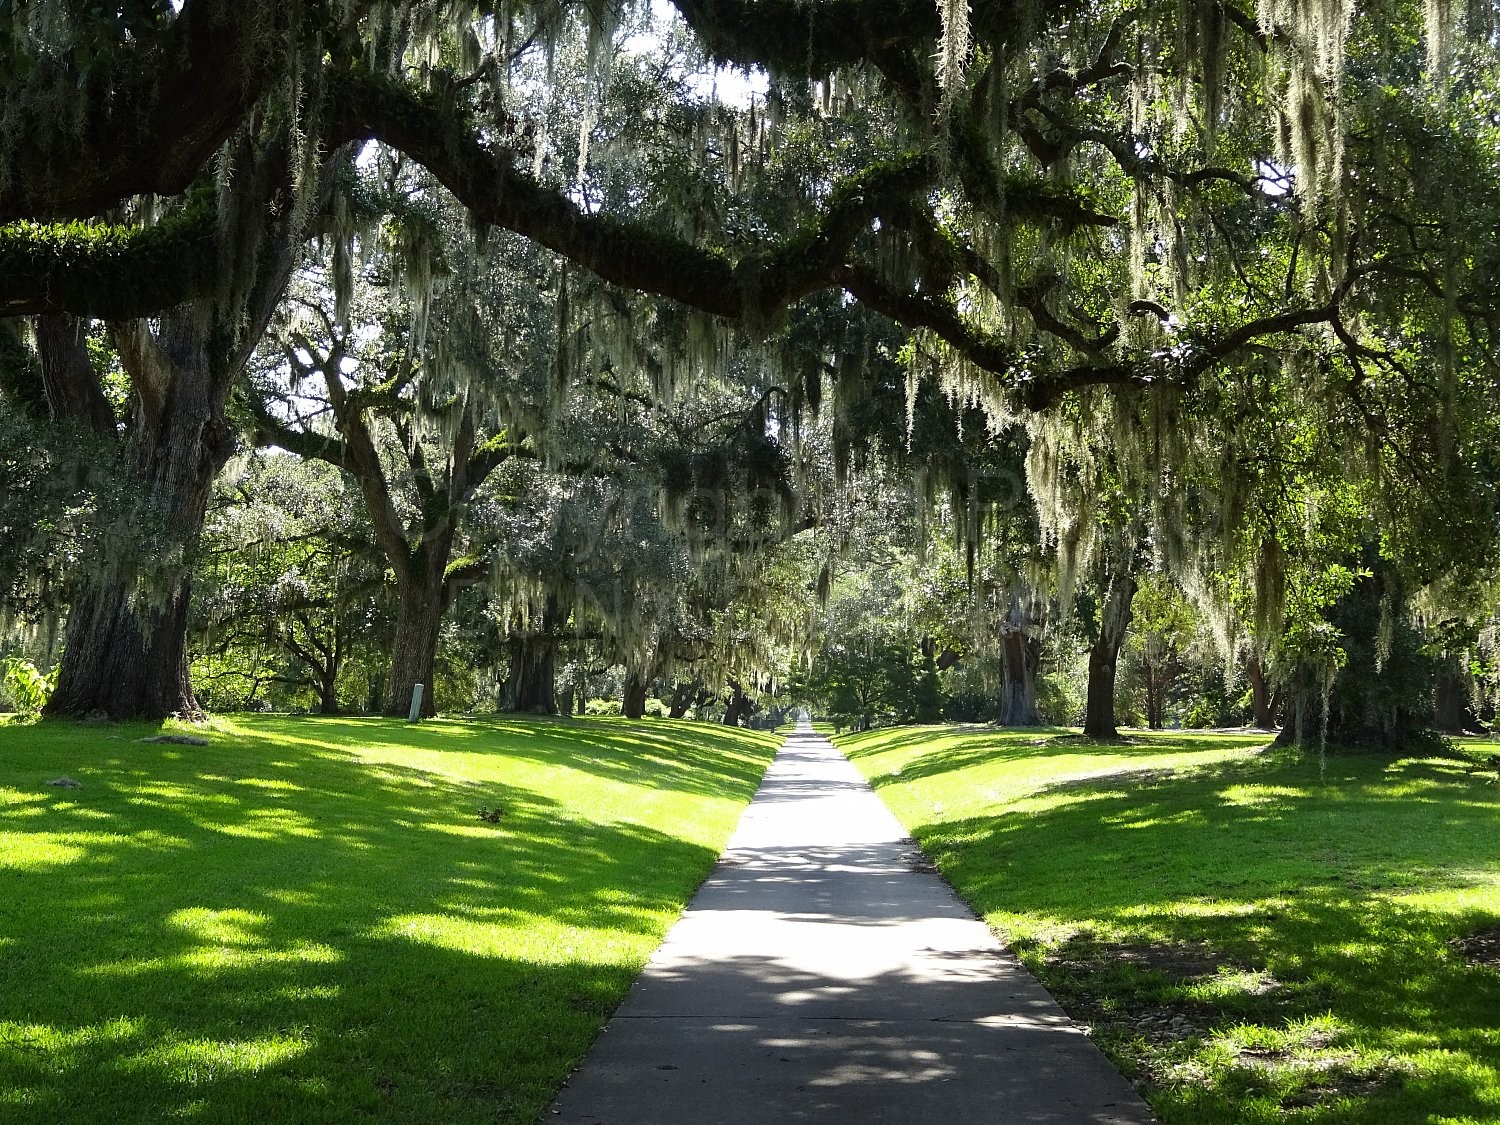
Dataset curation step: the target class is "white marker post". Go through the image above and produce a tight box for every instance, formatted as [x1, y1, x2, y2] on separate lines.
[407, 683, 424, 722]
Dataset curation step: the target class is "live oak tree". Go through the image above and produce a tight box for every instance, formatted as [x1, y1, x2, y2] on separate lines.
[5, 0, 1500, 718]
[246, 180, 547, 717]
[192, 453, 387, 713]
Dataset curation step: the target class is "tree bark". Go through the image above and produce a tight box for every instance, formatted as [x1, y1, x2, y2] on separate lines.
[667, 679, 700, 719]
[317, 664, 340, 715]
[280, 613, 343, 715]
[1246, 652, 1275, 728]
[259, 354, 514, 721]
[382, 548, 448, 718]
[723, 678, 752, 726]
[503, 594, 562, 714]
[1083, 574, 1137, 739]
[43, 125, 316, 720]
[622, 672, 649, 720]
[45, 321, 234, 719]
[998, 603, 1042, 727]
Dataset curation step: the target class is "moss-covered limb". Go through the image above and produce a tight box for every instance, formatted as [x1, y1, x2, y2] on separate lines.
[243, 384, 355, 471]
[331, 69, 951, 325]
[838, 263, 1140, 408]
[838, 263, 1018, 375]
[0, 209, 217, 318]
[1195, 303, 1339, 366]
[667, 0, 940, 75]
[1013, 277, 1121, 354]
[0, 0, 280, 222]
[327, 66, 747, 318]
[1020, 103, 1268, 201]
[466, 434, 532, 497]
[747, 153, 936, 312]
[668, 0, 1082, 74]
[1027, 303, 1343, 409]
[870, 57, 1114, 233]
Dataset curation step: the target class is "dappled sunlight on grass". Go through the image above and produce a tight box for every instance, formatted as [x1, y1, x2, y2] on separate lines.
[0, 831, 90, 870]
[0, 714, 778, 1123]
[838, 725, 1500, 1124]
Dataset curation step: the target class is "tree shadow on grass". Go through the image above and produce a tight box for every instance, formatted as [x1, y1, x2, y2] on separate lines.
[914, 752, 1500, 1123]
[255, 714, 778, 801]
[0, 724, 753, 1124]
[851, 726, 1266, 787]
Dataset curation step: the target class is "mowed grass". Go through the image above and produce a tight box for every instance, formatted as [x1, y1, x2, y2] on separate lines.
[836, 725, 1500, 1124]
[0, 714, 778, 1124]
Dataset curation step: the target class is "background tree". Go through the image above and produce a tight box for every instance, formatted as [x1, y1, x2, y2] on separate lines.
[191, 453, 385, 714]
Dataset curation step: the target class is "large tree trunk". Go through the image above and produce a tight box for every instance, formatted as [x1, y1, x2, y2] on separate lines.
[317, 667, 340, 715]
[622, 672, 648, 720]
[47, 573, 203, 719]
[382, 548, 449, 718]
[41, 130, 318, 720]
[506, 635, 557, 713]
[998, 603, 1042, 727]
[1083, 574, 1137, 739]
[1246, 652, 1275, 728]
[667, 679, 700, 719]
[723, 679, 752, 726]
[1433, 660, 1472, 735]
[503, 594, 562, 714]
[46, 326, 233, 719]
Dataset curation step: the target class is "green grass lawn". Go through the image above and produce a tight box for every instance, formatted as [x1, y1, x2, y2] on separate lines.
[836, 725, 1500, 1124]
[0, 714, 777, 1124]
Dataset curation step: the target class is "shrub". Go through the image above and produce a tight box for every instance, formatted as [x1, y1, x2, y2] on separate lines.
[1, 657, 57, 716]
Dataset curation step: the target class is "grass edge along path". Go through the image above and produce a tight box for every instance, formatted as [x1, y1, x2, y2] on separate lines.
[0, 714, 778, 1124]
[835, 724, 1500, 1125]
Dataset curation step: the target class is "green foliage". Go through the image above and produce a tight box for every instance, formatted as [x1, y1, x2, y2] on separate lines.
[0, 657, 56, 715]
[0, 408, 122, 618]
[191, 453, 386, 715]
[1308, 569, 1445, 751]
[1034, 661, 1086, 726]
[0, 210, 216, 315]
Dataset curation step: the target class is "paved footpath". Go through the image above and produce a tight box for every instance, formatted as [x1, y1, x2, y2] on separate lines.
[549, 724, 1156, 1123]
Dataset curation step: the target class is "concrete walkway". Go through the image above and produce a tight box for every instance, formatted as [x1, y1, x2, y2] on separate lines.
[549, 724, 1155, 1123]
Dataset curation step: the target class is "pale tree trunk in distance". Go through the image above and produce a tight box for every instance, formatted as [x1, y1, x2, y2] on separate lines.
[257, 339, 515, 720]
[382, 545, 451, 718]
